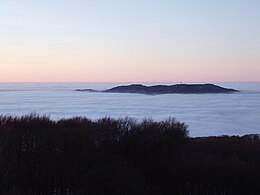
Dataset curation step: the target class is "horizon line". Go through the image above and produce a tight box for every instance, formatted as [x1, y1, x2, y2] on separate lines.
[0, 81, 259, 83]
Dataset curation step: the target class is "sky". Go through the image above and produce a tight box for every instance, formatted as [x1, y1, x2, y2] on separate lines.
[0, 0, 259, 82]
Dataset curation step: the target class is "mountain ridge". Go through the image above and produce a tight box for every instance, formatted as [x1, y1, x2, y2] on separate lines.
[76, 83, 238, 94]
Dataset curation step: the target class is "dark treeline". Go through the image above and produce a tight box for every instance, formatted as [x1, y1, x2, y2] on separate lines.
[0, 114, 260, 194]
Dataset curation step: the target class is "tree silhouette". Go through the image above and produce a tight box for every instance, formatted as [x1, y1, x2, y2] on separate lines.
[0, 114, 259, 194]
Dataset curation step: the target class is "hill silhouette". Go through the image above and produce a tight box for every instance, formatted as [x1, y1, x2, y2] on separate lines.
[77, 83, 238, 94]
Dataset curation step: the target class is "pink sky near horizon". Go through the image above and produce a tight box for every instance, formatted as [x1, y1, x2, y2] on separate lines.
[1, 0, 259, 82]
[1, 54, 259, 83]
[1, 43, 259, 82]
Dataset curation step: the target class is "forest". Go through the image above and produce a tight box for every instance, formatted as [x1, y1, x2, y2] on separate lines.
[0, 114, 260, 194]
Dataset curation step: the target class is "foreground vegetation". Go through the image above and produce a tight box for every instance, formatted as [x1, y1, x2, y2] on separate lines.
[0, 114, 260, 194]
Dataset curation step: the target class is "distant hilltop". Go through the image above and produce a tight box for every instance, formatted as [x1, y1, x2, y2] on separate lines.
[76, 83, 238, 95]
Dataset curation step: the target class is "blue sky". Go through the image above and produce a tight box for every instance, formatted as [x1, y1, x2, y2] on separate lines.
[0, 0, 259, 82]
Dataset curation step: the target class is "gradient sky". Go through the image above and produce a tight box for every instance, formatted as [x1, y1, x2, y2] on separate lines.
[0, 0, 259, 82]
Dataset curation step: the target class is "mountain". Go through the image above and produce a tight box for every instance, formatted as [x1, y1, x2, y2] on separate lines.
[76, 83, 238, 94]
